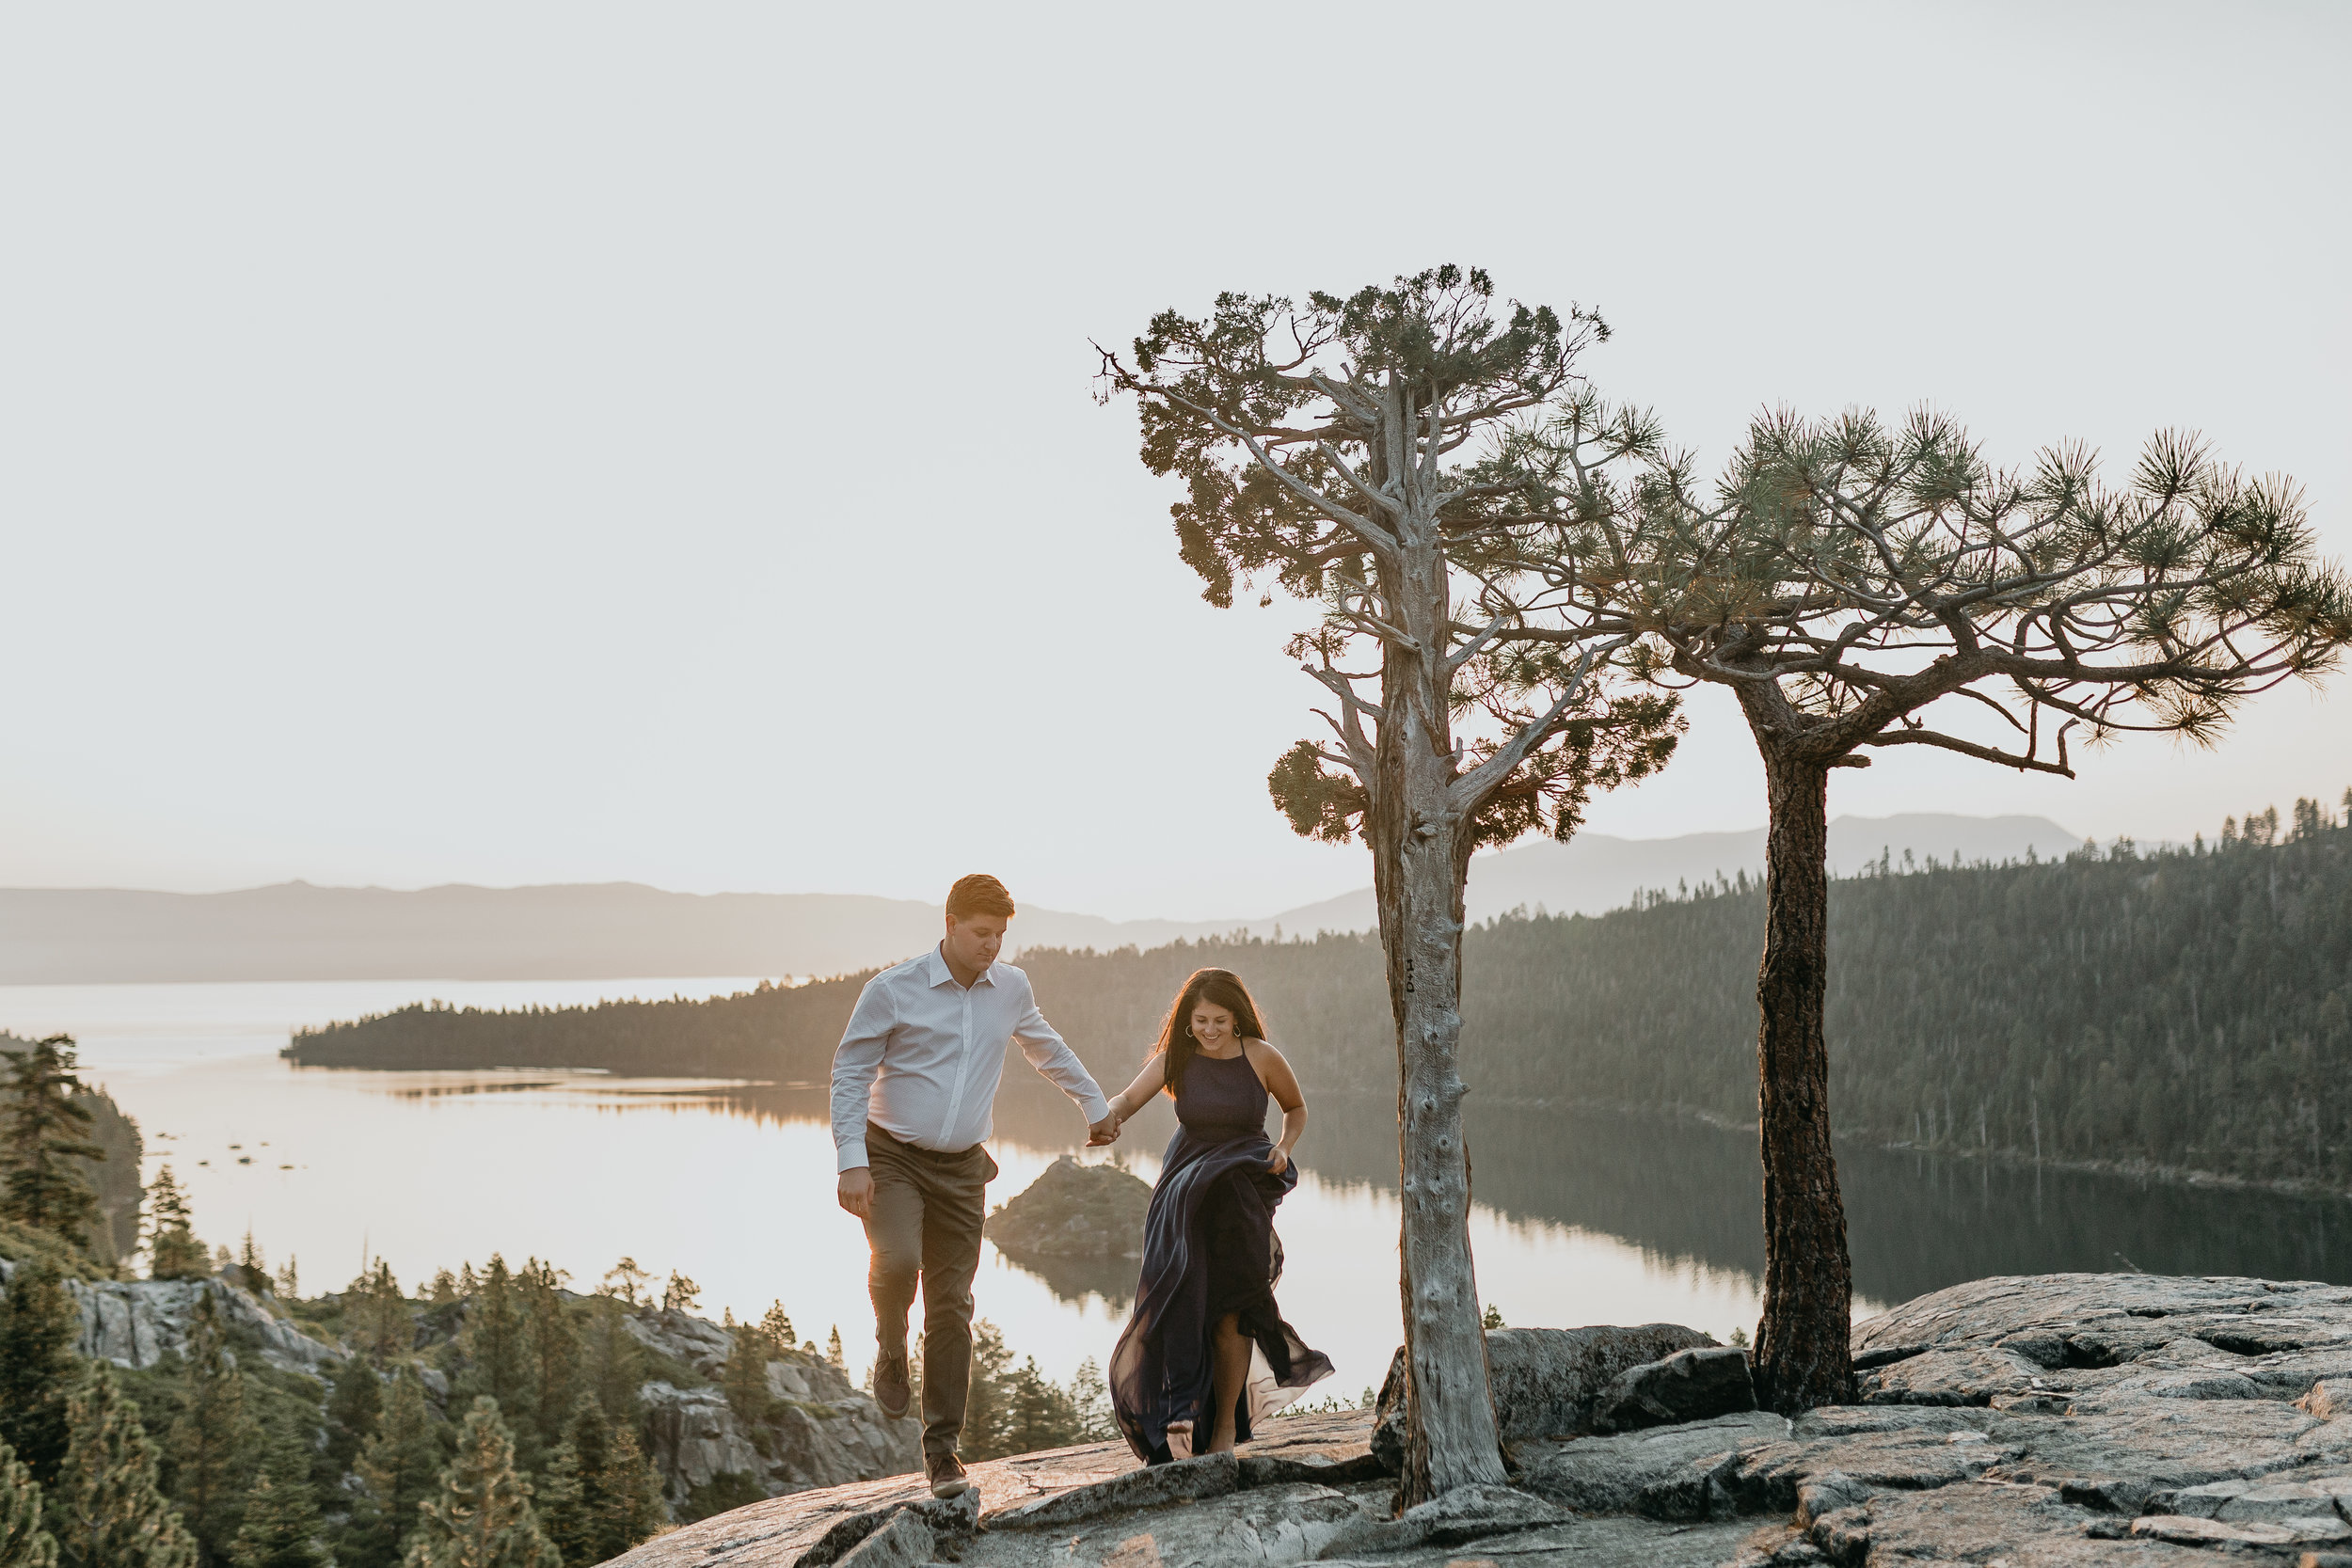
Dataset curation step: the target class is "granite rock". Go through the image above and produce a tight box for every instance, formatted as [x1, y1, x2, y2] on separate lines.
[984, 1156, 1152, 1260]
[1596, 1344, 1757, 1432]
[1371, 1321, 1718, 1466]
[8, 1268, 346, 1376]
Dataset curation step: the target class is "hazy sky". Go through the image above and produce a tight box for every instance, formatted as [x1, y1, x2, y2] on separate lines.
[4, 3, 2346, 922]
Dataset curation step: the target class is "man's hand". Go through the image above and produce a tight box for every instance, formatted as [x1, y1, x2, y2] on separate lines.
[837, 1167, 875, 1219]
[1087, 1116, 1121, 1148]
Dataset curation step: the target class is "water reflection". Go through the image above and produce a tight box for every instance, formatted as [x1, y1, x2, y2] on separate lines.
[713, 1078, 2352, 1313]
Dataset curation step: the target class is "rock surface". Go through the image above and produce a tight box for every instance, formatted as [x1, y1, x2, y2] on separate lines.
[622, 1309, 921, 1506]
[1596, 1345, 1757, 1433]
[608, 1274, 2352, 1565]
[0, 1258, 345, 1376]
[1372, 1322, 1718, 1466]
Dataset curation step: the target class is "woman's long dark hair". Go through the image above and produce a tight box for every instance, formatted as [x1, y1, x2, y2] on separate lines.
[1152, 968, 1270, 1095]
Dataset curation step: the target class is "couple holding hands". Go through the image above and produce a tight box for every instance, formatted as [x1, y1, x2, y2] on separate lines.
[830, 875, 1332, 1498]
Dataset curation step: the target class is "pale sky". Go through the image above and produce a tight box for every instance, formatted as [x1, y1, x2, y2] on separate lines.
[3, 3, 2346, 923]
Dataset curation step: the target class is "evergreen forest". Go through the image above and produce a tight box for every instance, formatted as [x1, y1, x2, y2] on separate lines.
[288, 794, 2352, 1190]
[0, 1032, 1136, 1567]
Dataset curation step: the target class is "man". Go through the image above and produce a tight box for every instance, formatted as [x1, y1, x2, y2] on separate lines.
[832, 873, 1119, 1497]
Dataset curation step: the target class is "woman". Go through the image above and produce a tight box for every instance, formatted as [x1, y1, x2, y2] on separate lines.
[1101, 968, 1332, 1464]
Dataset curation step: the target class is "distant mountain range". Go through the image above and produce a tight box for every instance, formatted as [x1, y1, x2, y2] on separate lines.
[0, 812, 2075, 984]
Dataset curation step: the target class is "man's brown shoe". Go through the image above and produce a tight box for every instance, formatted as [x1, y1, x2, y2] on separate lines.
[873, 1351, 912, 1420]
[927, 1450, 970, 1499]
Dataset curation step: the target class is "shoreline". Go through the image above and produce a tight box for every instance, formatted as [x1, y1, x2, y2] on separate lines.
[1311, 1085, 2352, 1209]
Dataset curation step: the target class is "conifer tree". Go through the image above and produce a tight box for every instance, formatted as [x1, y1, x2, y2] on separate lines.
[756, 1303, 794, 1350]
[167, 1293, 261, 1557]
[321, 1362, 381, 1486]
[232, 1233, 267, 1297]
[0, 1264, 81, 1487]
[1, 1037, 105, 1253]
[144, 1169, 208, 1283]
[957, 1323, 1011, 1461]
[534, 1400, 662, 1567]
[346, 1371, 437, 1568]
[1103, 269, 1683, 1498]
[51, 1364, 198, 1568]
[1000, 1358, 1080, 1457]
[1542, 405, 2352, 1409]
[595, 1261, 644, 1310]
[223, 1446, 327, 1568]
[576, 1306, 642, 1431]
[514, 1261, 576, 1466]
[822, 1328, 842, 1370]
[0, 1439, 59, 1568]
[352, 1264, 409, 1365]
[719, 1327, 769, 1423]
[400, 1400, 558, 1568]
[456, 1261, 526, 1426]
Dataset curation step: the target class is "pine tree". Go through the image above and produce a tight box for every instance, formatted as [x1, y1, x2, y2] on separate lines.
[167, 1292, 261, 1557]
[51, 1364, 197, 1568]
[232, 1232, 268, 1297]
[576, 1306, 642, 1431]
[534, 1399, 663, 1567]
[224, 1446, 327, 1568]
[589, 1423, 662, 1559]
[719, 1327, 769, 1423]
[1000, 1358, 1081, 1457]
[352, 1264, 409, 1366]
[595, 1261, 644, 1309]
[757, 1303, 794, 1350]
[1067, 1358, 1112, 1442]
[0, 1439, 59, 1568]
[958, 1323, 1012, 1461]
[514, 1261, 576, 1467]
[1, 1037, 104, 1253]
[456, 1260, 527, 1429]
[144, 1169, 208, 1283]
[823, 1327, 843, 1370]
[400, 1400, 559, 1568]
[321, 1362, 381, 1486]
[0, 1263, 81, 1487]
[345, 1370, 437, 1568]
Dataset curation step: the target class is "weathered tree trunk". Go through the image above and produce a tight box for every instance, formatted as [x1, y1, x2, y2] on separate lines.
[1372, 508, 1505, 1506]
[1748, 744, 1855, 1413]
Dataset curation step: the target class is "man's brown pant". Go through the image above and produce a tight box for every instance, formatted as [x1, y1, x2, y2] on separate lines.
[862, 1121, 995, 1460]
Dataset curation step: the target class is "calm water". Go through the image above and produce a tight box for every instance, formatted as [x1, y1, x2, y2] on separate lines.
[10, 978, 2351, 1402]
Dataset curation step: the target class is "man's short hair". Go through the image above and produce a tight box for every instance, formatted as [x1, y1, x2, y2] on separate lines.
[946, 874, 1016, 922]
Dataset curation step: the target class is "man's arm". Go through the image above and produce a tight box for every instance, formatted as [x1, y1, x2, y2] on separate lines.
[831, 974, 896, 1178]
[1009, 980, 1113, 1133]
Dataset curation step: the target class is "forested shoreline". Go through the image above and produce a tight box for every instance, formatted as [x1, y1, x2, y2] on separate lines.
[287, 796, 2352, 1191]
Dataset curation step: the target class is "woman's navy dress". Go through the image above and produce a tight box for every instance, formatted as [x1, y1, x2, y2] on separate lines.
[1108, 1050, 1333, 1464]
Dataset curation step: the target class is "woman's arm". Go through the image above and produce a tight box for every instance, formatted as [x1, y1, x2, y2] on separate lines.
[1248, 1040, 1307, 1176]
[1103, 1052, 1168, 1124]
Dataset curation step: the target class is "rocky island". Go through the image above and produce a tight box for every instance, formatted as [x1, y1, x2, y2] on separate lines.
[983, 1155, 1153, 1305]
[610, 1272, 2352, 1566]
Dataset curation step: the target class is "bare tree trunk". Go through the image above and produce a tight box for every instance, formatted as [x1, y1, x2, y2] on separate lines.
[1373, 529, 1505, 1507]
[1749, 744, 1855, 1414]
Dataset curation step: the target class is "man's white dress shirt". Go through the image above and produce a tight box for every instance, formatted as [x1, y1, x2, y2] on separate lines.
[831, 945, 1110, 1173]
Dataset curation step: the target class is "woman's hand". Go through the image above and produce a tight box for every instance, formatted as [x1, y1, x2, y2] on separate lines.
[1265, 1145, 1290, 1177]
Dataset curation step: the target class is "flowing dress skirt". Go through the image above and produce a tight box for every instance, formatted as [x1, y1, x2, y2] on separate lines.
[1108, 1111, 1333, 1464]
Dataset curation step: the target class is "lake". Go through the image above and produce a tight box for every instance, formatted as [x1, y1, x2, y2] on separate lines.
[10, 977, 2352, 1404]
